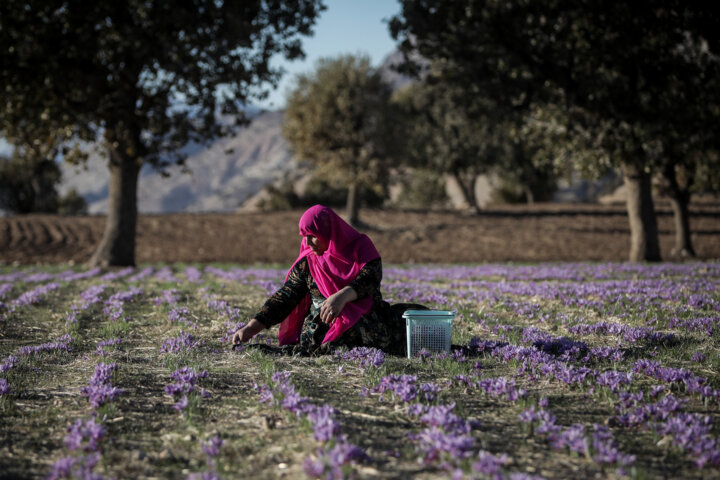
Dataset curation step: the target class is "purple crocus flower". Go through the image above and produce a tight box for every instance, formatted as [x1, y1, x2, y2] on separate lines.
[184, 266, 203, 283]
[171, 366, 208, 384]
[173, 395, 189, 411]
[306, 404, 342, 443]
[221, 321, 247, 343]
[0, 377, 10, 395]
[303, 456, 326, 478]
[88, 363, 118, 386]
[414, 426, 475, 462]
[76, 284, 107, 311]
[17, 334, 75, 357]
[472, 450, 510, 475]
[373, 374, 418, 403]
[80, 383, 124, 409]
[419, 403, 472, 434]
[281, 390, 310, 414]
[155, 289, 180, 306]
[166, 367, 209, 412]
[420, 382, 442, 402]
[551, 424, 588, 454]
[168, 306, 190, 322]
[519, 406, 541, 424]
[0, 283, 13, 299]
[46, 456, 77, 480]
[1, 355, 17, 373]
[304, 441, 369, 478]
[202, 435, 223, 457]
[340, 347, 386, 368]
[64, 418, 105, 452]
[95, 338, 122, 356]
[11, 282, 59, 308]
[692, 352, 706, 363]
[161, 331, 202, 353]
[591, 424, 635, 467]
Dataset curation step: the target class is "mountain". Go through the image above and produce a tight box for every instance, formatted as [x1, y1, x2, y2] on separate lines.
[59, 110, 296, 214]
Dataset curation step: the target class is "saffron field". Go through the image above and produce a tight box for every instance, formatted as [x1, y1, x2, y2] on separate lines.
[1, 263, 719, 479]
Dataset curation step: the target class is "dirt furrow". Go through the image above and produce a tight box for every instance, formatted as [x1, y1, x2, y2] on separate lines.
[31, 219, 53, 247]
[45, 218, 67, 245]
[8, 218, 26, 248]
[1, 205, 719, 264]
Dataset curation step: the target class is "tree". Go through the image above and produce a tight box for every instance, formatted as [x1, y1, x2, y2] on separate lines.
[654, 46, 720, 257]
[658, 143, 720, 258]
[391, 77, 500, 213]
[393, 74, 562, 210]
[390, 0, 720, 261]
[283, 55, 394, 225]
[0, 152, 60, 213]
[0, 0, 324, 266]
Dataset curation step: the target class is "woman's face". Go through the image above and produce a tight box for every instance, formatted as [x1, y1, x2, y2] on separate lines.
[305, 235, 328, 255]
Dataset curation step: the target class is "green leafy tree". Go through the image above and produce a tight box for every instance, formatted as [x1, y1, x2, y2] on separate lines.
[391, 0, 720, 261]
[392, 73, 559, 209]
[657, 147, 720, 258]
[653, 53, 720, 257]
[0, 0, 324, 266]
[0, 152, 60, 213]
[283, 54, 394, 225]
[491, 105, 567, 206]
[57, 188, 88, 215]
[391, 78, 500, 212]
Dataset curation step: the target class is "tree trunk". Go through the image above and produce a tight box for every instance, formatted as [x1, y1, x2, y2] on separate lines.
[661, 162, 695, 258]
[451, 171, 481, 214]
[622, 163, 661, 262]
[668, 192, 694, 257]
[88, 135, 142, 267]
[523, 185, 535, 205]
[345, 182, 360, 226]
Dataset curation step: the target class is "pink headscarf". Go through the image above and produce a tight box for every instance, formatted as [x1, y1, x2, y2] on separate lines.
[278, 205, 380, 346]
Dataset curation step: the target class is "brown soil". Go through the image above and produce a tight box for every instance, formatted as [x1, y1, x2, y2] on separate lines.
[2, 202, 720, 265]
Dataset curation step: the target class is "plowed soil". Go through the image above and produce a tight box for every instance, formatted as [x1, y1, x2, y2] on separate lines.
[2, 203, 720, 265]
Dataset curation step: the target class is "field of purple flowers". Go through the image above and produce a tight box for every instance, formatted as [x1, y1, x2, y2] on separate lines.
[0, 262, 719, 479]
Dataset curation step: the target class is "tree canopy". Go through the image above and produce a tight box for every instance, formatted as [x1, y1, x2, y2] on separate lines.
[390, 0, 720, 261]
[0, 0, 325, 265]
[283, 54, 394, 225]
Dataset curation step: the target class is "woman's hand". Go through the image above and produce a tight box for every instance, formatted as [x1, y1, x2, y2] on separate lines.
[231, 318, 265, 345]
[320, 287, 358, 324]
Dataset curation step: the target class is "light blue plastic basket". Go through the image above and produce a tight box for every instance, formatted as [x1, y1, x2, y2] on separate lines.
[403, 310, 455, 358]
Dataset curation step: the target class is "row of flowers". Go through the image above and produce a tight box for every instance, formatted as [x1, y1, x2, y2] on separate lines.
[256, 370, 368, 478]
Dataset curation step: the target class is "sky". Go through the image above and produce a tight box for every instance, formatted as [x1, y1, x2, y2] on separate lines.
[258, 0, 401, 110]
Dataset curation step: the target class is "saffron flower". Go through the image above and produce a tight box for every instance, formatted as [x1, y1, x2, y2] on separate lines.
[64, 418, 105, 452]
[202, 435, 224, 458]
[161, 331, 202, 353]
[0, 377, 10, 395]
[165, 367, 209, 412]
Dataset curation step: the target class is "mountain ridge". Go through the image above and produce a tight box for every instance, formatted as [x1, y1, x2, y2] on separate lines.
[59, 110, 296, 214]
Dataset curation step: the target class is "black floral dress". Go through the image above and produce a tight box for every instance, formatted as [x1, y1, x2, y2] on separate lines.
[253, 257, 424, 356]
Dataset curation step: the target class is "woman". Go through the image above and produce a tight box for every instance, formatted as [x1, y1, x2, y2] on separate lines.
[231, 205, 424, 355]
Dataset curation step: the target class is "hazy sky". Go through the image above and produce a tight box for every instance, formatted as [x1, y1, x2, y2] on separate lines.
[259, 0, 401, 110]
